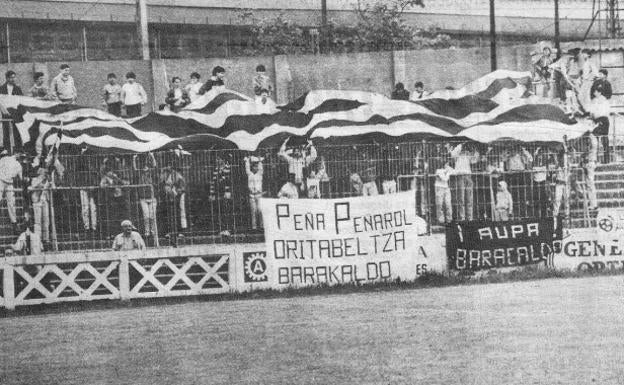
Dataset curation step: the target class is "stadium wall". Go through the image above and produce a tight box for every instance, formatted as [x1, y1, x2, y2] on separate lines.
[0, 44, 536, 109]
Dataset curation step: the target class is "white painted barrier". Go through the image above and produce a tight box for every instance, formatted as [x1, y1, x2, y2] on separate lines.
[0, 235, 448, 310]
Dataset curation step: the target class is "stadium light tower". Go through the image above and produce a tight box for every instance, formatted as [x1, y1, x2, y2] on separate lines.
[489, 0, 496, 71]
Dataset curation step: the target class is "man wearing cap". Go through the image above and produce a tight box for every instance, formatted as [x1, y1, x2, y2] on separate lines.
[0, 149, 23, 232]
[112, 220, 146, 251]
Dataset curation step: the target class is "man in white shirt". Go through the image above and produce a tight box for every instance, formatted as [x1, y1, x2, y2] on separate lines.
[50, 64, 77, 103]
[450, 143, 479, 221]
[245, 156, 264, 230]
[410, 81, 429, 101]
[121, 72, 147, 118]
[113, 220, 146, 251]
[589, 84, 611, 163]
[185, 72, 203, 103]
[278, 138, 317, 193]
[0, 150, 23, 230]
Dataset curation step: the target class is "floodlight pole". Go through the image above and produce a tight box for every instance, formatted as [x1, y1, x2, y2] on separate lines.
[489, 0, 497, 71]
[555, 0, 561, 59]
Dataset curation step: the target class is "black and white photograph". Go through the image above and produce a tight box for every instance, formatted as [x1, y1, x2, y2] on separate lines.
[0, 0, 623, 383]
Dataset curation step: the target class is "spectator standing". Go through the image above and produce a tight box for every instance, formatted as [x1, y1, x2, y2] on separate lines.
[245, 156, 264, 229]
[450, 143, 479, 221]
[361, 159, 378, 196]
[0, 150, 23, 232]
[434, 160, 453, 224]
[103, 73, 122, 117]
[12, 224, 43, 255]
[391, 83, 410, 101]
[121, 72, 147, 118]
[533, 46, 554, 98]
[253, 65, 273, 102]
[134, 153, 158, 239]
[278, 138, 317, 193]
[531, 147, 550, 217]
[50, 64, 77, 104]
[0, 70, 23, 96]
[578, 49, 598, 110]
[199, 66, 226, 95]
[583, 133, 599, 210]
[160, 164, 187, 237]
[410, 81, 429, 101]
[165, 76, 190, 112]
[552, 151, 569, 217]
[112, 220, 146, 251]
[494, 181, 513, 221]
[278, 174, 299, 199]
[410, 150, 428, 217]
[29, 72, 49, 99]
[348, 167, 363, 196]
[589, 84, 611, 163]
[504, 147, 533, 217]
[29, 167, 51, 249]
[308, 157, 330, 198]
[185, 72, 202, 103]
[73, 146, 99, 234]
[591, 69, 613, 100]
[100, 164, 130, 238]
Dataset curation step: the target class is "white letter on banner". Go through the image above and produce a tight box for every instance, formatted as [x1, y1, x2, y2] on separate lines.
[511, 225, 524, 238]
[527, 223, 539, 237]
[456, 249, 467, 270]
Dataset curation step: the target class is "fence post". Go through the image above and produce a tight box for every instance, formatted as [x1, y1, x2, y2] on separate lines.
[3, 262, 15, 310]
[119, 254, 130, 300]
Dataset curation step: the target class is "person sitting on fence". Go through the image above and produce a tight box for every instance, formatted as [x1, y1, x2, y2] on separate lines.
[533, 45, 553, 98]
[165, 76, 190, 113]
[591, 69, 613, 100]
[410, 81, 429, 101]
[245, 155, 264, 230]
[199, 66, 226, 95]
[494, 180, 513, 221]
[112, 220, 146, 251]
[582, 133, 598, 211]
[588, 83, 611, 163]
[391, 82, 410, 101]
[29, 72, 50, 100]
[0, 70, 23, 96]
[278, 173, 299, 199]
[134, 152, 158, 239]
[253, 64, 273, 103]
[12, 222, 43, 255]
[50, 64, 77, 104]
[434, 160, 453, 224]
[0, 149, 24, 234]
[450, 142, 479, 221]
[278, 138, 317, 194]
[29, 167, 51, 250]
[185, 72, 202, 103]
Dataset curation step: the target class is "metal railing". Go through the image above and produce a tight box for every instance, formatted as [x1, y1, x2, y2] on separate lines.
[0, 138, 615, 253]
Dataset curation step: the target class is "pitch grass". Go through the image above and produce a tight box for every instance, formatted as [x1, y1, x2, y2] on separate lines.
[2, 272, 624, 384]
[1, 264, 622, 317]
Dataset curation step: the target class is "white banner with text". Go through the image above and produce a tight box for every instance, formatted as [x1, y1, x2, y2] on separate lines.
[259, 191, 430, 287]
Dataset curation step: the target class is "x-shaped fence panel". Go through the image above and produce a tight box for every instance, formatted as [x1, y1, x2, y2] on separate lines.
[12, 261, 120, 306]
[128, 254, 229, 298]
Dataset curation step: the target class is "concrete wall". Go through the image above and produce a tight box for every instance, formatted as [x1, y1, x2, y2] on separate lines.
[0, 44, 545, 110]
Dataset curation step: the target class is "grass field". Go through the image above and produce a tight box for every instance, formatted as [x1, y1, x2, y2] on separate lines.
[2, 275, 624, 385]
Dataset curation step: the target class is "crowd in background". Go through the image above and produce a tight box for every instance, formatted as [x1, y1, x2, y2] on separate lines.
[0, 46, 615, 254]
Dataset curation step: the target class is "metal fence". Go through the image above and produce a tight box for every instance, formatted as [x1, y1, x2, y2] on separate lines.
[0, 137, 614, 253]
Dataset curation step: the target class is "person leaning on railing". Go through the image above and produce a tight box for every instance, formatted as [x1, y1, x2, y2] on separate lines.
[112, 220, 146, 251]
